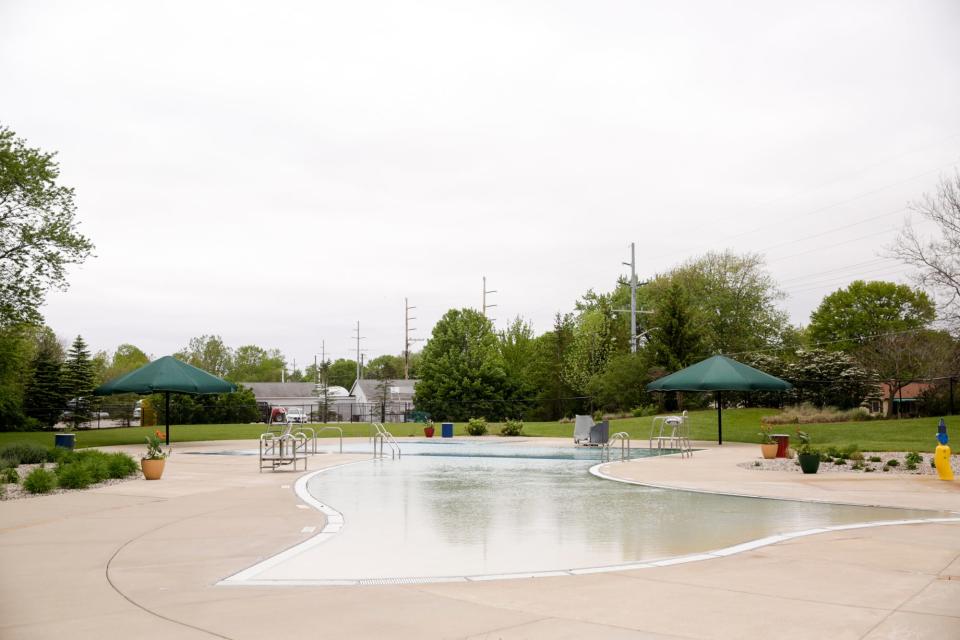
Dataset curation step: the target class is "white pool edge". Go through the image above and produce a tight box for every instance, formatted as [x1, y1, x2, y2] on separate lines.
[216, 457, 960, 587]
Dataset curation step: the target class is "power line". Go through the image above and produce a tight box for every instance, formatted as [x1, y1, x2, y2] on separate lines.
[642, 159, 958, 267]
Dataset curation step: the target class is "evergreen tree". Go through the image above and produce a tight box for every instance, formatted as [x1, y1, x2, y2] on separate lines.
[62, 335, 95, 428]
[647, 279, 705, 371]
[414, 308, 513, 421]
[24, 329, 65, 428]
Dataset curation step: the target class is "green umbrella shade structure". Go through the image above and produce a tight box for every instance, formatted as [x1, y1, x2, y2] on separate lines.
[646, 355, 791, 445]
[94, 356, 236, 445]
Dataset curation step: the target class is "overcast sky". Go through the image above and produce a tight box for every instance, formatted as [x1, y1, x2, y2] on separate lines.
[2, 0, 958, 369]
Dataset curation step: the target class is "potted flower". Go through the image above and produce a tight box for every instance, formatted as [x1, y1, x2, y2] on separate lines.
[423, 421, 435, 438]
[142, 430, 169, 480]
[795, 430, 820, 474]
[758, 425, 778, 459]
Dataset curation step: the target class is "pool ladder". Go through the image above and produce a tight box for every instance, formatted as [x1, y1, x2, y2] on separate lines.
[601, 432, 631, 463]
[372, 422, 401, 460]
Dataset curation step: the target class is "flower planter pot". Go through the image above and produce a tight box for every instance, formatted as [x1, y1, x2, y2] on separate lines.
[798, 453, 820, 474]
[424, 426, 435, 438]
[760, 443, 778, 459]
[141, 458, 166, 480]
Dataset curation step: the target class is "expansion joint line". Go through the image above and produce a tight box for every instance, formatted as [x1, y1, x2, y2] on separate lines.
[104, 504, 238, 640]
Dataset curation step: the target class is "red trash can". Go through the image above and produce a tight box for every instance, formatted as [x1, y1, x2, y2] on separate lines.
[771, 434, 790, 458]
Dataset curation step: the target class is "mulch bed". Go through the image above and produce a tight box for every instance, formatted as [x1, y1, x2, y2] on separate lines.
[739, 451, 959, 476]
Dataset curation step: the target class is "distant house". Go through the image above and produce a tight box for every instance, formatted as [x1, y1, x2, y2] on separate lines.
[242, 382, 354, 422]
[349, 378, 418, 422]
[869, 382, 934, 417]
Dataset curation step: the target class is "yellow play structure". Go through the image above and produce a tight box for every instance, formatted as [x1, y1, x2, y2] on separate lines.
[934, 418, 953, 481]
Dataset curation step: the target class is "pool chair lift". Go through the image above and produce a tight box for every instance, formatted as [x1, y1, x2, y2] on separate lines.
[649, 410, 693, 458]
[259, 423, 310, 472]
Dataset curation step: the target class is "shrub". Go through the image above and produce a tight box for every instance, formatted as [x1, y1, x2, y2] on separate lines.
[849, 451, 864, 462]
[851, 461, 865, 470]
[500, 419, 523, 437]
[864, 466, 875, 472]
[466, 417, 488, 436]
[82, 455, 110, 483]
[56, 463, 93, 489]
[869, 456, 882, 463]
[1, 467, 19, 483]
[23, 467, 57, 494]
[631, 405, 658, 418]
[905, 452, 922, 466]
[885, 458, 899, 468]
[0, 442, 51, 466]
[833, 458, 847, 466]
[49, 447, 77, 464]
[106, 452, 138, 478]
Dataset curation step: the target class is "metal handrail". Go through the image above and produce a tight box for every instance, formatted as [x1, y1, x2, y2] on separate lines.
[297, 426, 317, 453]
[602, 432, 631, 463]
[372, 422, 401, 459]
[316, 426, 343, 453]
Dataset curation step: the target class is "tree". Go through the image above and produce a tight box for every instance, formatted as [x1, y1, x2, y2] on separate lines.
[0, 325, 37, 430]
[586, 352, 651, 412]
[892, 172, 960, 329]
[364, 354, 404, 380]
[808, 280, 935, 351]
[856, 330, 950, 417]
[0, 126, 94, 326]
[62, 335, 95, 428]
[229, 345, 285, 381]
[527, 313, 579, 420]
[414, 308, 514, 421]
[176, 335, 233, 377]
[562, 307, 618, 395]
[499, 316, 539, 395]
[102, 344, 149, 383]
[327, 358, 358, 390]
[645, 279, 705, 371]
[665, 251, 788, 354]
[23, 328, 65, 428]
[783, 349, 874, 410]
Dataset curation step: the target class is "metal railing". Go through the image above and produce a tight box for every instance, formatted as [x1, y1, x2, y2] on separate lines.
[372, 422, 401, 460]
[602, 432, 631, 463]
[316, 426, 343, 454]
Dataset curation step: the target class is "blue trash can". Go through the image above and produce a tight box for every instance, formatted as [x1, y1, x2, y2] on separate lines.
[441, 422, 454, 438]
[54, 433, 75, 450]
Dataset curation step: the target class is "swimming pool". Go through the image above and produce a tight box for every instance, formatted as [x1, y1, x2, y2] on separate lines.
[220, 442, 953, 586]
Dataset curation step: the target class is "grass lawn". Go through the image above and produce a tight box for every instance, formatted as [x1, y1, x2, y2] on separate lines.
[0, 409, 955, 453]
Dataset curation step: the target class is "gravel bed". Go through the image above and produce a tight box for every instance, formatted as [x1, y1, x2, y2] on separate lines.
[1, 462, 140, 501]
[739, 451, 960, 475]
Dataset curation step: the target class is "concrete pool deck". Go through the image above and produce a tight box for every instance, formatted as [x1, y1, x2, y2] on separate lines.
[0, 437, 958, 639]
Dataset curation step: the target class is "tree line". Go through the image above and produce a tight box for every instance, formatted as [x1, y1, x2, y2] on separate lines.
[414, 256, 959, 421]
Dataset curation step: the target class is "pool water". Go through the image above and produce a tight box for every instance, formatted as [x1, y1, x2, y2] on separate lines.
[232, 443, 947, 584]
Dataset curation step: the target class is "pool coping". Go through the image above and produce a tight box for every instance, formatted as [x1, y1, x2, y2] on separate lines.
[216, 454, 960, 587]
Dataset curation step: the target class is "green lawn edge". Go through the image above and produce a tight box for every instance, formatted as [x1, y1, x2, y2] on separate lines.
[1, 409, 954, 453]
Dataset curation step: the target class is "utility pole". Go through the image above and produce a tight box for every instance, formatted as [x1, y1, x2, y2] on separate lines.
[404, 298, 423, 379]
[352, 321, 366, 382]
[623, 243, 637, 353]
[482, 276, 497, 320]
[615, 242, 651, 352]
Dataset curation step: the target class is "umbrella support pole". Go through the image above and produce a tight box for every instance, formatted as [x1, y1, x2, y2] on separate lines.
[165, 391, 170, 446]
[716, 390, 723, 445]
